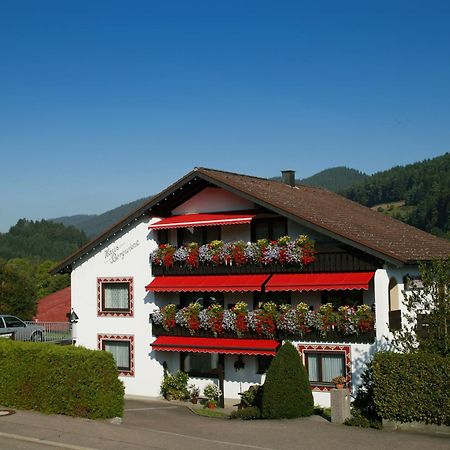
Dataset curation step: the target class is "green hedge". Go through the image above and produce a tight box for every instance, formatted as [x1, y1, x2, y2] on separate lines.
[372, 352, 450, 425]
[0, 340, 124, 419]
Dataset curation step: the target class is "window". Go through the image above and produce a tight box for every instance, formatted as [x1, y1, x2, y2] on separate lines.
[177, 226, 220, 246]
[3, 316, 26, 328]
[97, 277, 133, 317]
[253, 291, 291, 309]
[157, 229, 169, 244]
[103, 340, 130, 371]
[305, 352, 345, 385]
[257, 355, 273, 374]
[180, 292, 224, 308]
[251, 218, 287, 241]
[321, 290, 363, 310]
[98, 335, 134, 376]
[180, 352, 224, 377]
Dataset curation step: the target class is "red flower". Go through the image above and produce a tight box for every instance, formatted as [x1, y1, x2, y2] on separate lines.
[163, 253, 174, 267]
[232, 247, 247, 265]
[188, 316, 200, 332]
[187, 249, 199, 268]
[235, 313, 248, 333]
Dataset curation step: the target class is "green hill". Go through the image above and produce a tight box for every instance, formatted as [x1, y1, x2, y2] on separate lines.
[51, 196, 151, 238]
[270, 167, 368, 192]
[343, 153, 450, 238]
[0, 219, 89, 261]
[300, 167, 368, 192]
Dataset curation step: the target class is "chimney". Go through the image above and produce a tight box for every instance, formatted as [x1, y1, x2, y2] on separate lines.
[281, 170, 295, 187]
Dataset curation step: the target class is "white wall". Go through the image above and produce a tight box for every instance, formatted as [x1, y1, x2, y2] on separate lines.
[71, 217, 164, 397]
[172, 187, 255, 214]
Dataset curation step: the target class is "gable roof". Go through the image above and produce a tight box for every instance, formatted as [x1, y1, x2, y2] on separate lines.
[51, 167, 450, 273]
[34, 287, 71, 322]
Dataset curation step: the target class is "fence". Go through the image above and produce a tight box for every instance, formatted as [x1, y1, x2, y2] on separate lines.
[22, 321, 73, 344]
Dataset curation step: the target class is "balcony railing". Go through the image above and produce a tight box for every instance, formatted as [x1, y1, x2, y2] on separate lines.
[152, 251, 380, 276]
[150, 311, 376, 345]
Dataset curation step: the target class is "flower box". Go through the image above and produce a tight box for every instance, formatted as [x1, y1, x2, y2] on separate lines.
[150, 302, 376, 344]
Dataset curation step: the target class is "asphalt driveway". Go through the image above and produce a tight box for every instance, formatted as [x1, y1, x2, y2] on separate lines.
[0, 398, 448, 450]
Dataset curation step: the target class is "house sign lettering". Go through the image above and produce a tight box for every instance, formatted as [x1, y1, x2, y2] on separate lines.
[105, 240, 140, 264]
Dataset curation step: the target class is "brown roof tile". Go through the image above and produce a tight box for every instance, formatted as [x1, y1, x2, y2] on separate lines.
[196, 167, 450, 264]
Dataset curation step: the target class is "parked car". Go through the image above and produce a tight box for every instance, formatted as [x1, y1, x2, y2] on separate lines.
[0, 315, 45, 342]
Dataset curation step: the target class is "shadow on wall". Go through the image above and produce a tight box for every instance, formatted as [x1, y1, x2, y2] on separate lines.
[350, 337, 391, 397]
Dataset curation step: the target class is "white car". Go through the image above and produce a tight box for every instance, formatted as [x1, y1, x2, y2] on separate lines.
[0, 315, 45, 342]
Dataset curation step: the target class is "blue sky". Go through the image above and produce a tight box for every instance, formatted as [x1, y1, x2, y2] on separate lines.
[1, 1, 449, 231]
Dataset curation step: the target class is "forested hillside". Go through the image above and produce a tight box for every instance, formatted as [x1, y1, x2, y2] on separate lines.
[300, 167, 368, 192]
[0, 220, 86, 318]
[0, 219, 89, 261]
[51, 196, 151, 237]
[343, 153, 450, 238]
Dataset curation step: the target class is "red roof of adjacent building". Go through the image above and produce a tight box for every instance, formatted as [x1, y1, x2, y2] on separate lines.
[34, 287, 71, 323]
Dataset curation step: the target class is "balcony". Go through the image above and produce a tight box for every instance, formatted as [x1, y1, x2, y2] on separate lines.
[152, 251, 379, 276]
[150, 303, 376, 345]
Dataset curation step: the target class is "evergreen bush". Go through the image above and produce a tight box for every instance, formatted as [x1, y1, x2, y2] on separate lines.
[261, 341, 314, 419]
[0, 340, 124, 419]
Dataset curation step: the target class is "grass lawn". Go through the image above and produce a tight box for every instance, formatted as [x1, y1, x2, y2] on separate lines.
[189, 406, 230, 419]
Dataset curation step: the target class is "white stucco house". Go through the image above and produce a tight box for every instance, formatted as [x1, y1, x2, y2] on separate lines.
[52, 167, 450, 407]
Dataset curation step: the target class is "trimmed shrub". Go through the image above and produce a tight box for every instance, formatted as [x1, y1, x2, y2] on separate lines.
[239, 384, 263, 409]
[160, 370, 189, 400]
[230, 406, 261, 420]
[344, 409, 371, 428]
[261, 341, 314, 419]
[372, 352, 450, 425]
[0, 340, 124, 419]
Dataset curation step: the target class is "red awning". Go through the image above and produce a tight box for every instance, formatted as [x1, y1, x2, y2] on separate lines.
[145, 274, 269, 292]
[148, 213, 255, 230]
[151, 336, 280, 356]
[265, 272, 375, 292]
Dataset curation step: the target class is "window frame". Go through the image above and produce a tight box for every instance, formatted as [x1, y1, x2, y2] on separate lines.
[97, 277, 134, 317]
[98, 334, 134, 376]
[304, 351, 346, 386]
[298, 344, 351, 391]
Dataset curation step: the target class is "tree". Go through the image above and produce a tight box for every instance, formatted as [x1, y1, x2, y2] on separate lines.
[261, 341, 314, 419]
[390, 258, 450, 357]
[0, 258, 36, 319]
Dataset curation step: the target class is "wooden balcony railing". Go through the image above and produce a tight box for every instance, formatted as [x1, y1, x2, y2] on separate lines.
[152, 251, 380, 276]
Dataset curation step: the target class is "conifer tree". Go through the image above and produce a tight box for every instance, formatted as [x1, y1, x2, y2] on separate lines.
[261, 341, 314, 419]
